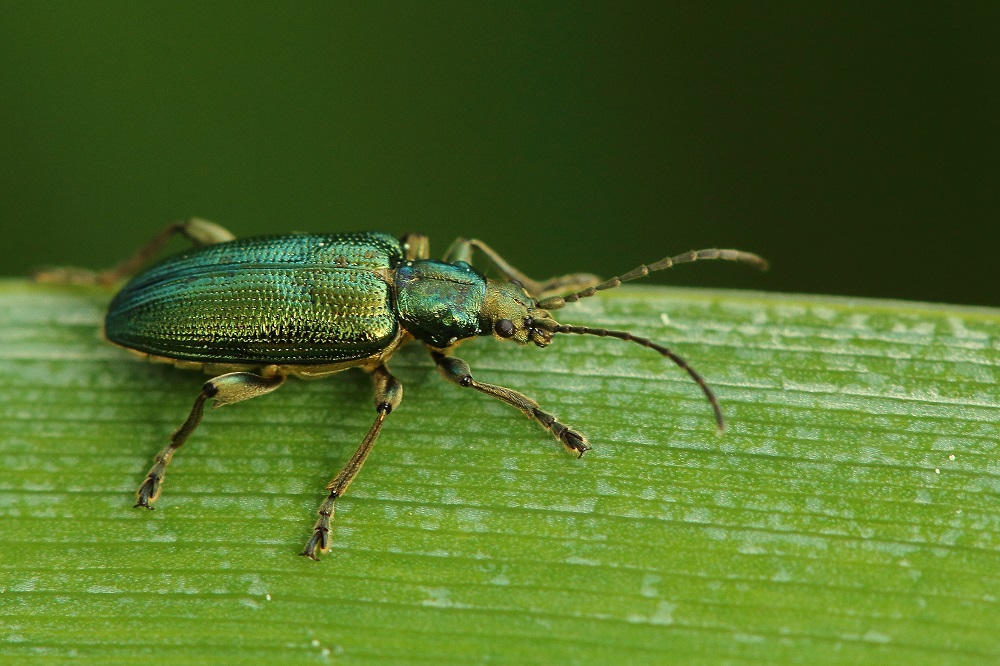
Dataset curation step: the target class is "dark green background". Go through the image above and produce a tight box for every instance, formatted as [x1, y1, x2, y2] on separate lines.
[2, 3, 998, 305]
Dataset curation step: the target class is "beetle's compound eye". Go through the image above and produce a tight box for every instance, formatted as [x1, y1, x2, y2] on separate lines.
[494, 319, 516, 338]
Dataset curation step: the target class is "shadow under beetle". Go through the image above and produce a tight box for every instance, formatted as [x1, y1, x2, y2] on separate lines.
[38, 219, 767, 560]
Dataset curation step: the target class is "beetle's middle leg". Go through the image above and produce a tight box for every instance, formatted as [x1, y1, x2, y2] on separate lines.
[134, 367, 286, 509]
[301, 363, 403, 560]
[429, 349, 590, 457]
[442, 237, 600, 299]
[34, 218, 235, 286]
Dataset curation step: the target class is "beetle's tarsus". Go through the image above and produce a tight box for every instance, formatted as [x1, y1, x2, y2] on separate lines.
[300, 528, 328, 561]
[301, 503, 334, 560]
[133, 494, 155, 509]
[134, 472, 163, 509]
[561, 430, 590, 457]
[530, 406, 588, 457]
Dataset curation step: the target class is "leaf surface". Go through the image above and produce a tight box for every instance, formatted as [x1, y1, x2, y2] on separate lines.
[1, 280, 998, 665]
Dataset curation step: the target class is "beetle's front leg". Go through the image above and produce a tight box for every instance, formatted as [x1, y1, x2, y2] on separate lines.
[429, 349, 590, 457]
[400, 232, 430, 261]
[301, 363, 403, 561]
[135, 368, 285, 509]
[34, 218, 236, 286]
[442, 237, 600, 299]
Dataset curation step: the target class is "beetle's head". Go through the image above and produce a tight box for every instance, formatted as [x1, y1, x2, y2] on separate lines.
[480, 280, 558, 347]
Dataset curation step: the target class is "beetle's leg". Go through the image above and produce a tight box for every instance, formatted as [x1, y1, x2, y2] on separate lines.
[301, 363, 402, 561]
[34, 218, 236, 286]
[429, 349, 589, 457]
[134, 368, 285, 509]
[400, 233, 430, 261]
[442, 238, 600, 299]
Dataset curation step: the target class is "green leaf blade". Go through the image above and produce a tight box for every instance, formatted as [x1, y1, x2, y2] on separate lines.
[1, 280, 999, 664]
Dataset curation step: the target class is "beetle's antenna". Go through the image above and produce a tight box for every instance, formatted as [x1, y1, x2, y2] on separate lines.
[536, 249, 768, 311]
[550, 324, 725, 432]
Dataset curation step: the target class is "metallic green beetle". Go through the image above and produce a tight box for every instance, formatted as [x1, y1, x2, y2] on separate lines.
[40, 218, 767, 560]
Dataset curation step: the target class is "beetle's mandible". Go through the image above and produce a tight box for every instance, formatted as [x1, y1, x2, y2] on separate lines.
[37, 218, 768, 560]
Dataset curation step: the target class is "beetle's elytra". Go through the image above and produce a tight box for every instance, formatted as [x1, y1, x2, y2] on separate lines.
[38, 219, 767, 560]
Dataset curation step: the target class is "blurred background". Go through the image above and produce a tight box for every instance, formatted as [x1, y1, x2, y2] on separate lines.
[1, 3, 997, 305]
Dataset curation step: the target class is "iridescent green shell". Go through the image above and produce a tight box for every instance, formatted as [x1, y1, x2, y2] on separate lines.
[393, 260, 486, 348]
[105, 232, 403, 364]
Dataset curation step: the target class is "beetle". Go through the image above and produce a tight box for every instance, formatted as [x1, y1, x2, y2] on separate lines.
[38, 218, 767, 560]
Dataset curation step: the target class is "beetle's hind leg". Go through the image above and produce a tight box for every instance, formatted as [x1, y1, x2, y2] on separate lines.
[442, 238, 600, 299]
[134, 368, 285, 509]
[34, 218, 235, 286]
[301, 364, 403, 561]
[430, 349, 590, 457]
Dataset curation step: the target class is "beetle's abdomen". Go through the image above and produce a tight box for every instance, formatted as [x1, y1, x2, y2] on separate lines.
[105, 233, 403, 364]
